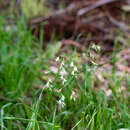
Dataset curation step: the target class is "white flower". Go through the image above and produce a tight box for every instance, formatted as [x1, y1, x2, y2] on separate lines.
[91, 44, 101, 52]
[61, 61, 64, 66]
[58, 95, 65, 108]
[72, 70, 75, 75]
[62, 78, 67, 84]
[70, 61, 74, 67]
[55, 57, 60, 62]
[44, 71, 50, 74]
[70, 91, 77, 101]
[58, 100, 65, 108]
[60, 61, 65, 69]
[89, 53, 95, 59]
[60, 75, 64, 80]
[97, 46, 101, 51]
[72, 66, 78, 75]
[60, 75, 67, 85]
[61, 95, 65, 101]
[45, 79, 52, 89]
[74, 66, 78, 72]
[46, 82, 50, 88]
[82, 53, 86, 57]
[91, 61, 98, 66]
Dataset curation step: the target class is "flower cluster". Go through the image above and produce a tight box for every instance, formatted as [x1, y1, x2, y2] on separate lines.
[45, 79, 53, 91]
[55, 56, 60, 62]
[56, 57, 67, 85]
[91, 43, 101, 52]
[57, 95, 66, 109]
[70, 61, 78, 76]
[70, 91, 77, 101]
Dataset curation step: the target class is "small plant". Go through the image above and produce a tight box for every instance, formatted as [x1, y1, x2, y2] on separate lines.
[0, 16, 129, 130]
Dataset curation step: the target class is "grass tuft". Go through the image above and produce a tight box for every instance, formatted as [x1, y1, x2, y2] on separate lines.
[0, 16, 129, 130]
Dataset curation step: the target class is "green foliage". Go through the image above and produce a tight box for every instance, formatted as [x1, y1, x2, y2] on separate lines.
[0, 16, 129, 130]
[21, 0, 50, 18]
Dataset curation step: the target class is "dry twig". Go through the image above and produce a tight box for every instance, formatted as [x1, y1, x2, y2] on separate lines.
[77, 0, 121, 16]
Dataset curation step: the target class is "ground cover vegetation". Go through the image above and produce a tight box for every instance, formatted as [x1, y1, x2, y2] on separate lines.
[0, 0, 130, 130]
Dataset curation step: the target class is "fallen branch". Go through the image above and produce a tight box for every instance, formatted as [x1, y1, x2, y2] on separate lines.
[29, 0, 122, 25]
[108, 15, 130, 32]
[28, 4, 80, 25]
[77, 0, 121, 16]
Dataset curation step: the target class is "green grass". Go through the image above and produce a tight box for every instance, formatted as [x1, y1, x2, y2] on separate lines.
[0, 16, 130, 130]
